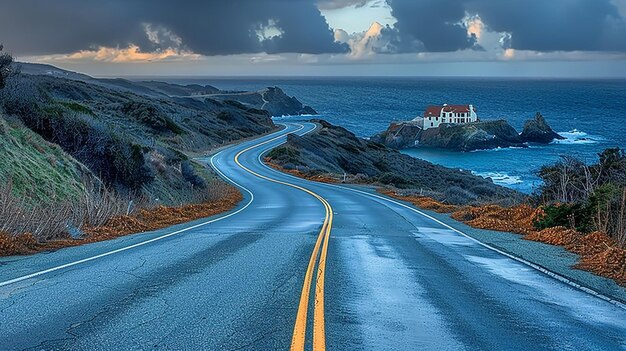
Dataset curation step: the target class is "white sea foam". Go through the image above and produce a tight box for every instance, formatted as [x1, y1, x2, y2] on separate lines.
[473, 171, 523, 185]
[553, 129, 602, 145]
[469, 146, 527, 153]
[272, 113, 320, 118]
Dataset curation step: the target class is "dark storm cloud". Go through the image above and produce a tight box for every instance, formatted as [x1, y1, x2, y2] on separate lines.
[384, 0, 626, 53]
[467, 0, 626, 52]
[2, 0, 625, 57]
[0, 0, 347, 56]
[317, 0, 369, 10]
[386, 0, 477, 52]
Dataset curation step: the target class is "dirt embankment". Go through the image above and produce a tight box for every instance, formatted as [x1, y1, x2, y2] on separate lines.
[0, 187, 242, 256]
[379, 189, 626, 286]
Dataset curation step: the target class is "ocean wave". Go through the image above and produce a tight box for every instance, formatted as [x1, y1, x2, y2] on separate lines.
[473, 171, 523, 185]
[553, 129, 602, 145]
[272, 113, 320, 118]
[469, 146, 527, 153]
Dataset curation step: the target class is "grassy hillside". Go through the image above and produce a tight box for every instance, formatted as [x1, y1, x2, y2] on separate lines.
[0, 114, 95, 204]
[0, 73, 275, 205]
[0, 66, 279, 248]
[266, 120, 523, 205]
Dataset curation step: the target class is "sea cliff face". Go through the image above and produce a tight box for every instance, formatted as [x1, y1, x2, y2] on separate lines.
[372, 113, 563, 151]
[520, 112, 566, 143]
[207, 86, 317, 117]
[419, 120, 525, 151]
[370, 121, 423, 149]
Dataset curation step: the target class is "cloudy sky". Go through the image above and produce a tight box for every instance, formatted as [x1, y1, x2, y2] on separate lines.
[2, 0, 626, 77]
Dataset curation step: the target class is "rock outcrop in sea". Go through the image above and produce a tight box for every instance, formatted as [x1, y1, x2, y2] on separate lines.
[371, 113, 564, 151]
[520, 112, 566, 143]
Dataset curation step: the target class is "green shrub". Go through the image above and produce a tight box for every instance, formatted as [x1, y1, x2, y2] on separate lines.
[121, 101, 184, 135]
[59, 101, 93, 115]
[534, 203, 592, 233]
[378, 172, 411, 188]
[267, 147, 301, 164]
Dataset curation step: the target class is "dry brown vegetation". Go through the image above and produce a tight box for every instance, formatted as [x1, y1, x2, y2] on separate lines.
[265, 160, 341, 184]
[379, 188, 626, 286]
[378, 189, 458, 213]
[0, 181, 242, 256]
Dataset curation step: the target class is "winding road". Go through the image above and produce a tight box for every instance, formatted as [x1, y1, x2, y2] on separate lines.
[0, 122, 625, 350]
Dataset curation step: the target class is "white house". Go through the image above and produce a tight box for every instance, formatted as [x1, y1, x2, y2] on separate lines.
[416, 104, 478, 130]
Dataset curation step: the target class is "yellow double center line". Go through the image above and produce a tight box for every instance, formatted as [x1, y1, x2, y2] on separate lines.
[233, 126, 332, 351]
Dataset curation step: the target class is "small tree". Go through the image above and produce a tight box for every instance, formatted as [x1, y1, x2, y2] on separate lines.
[0, 44, 13, 90]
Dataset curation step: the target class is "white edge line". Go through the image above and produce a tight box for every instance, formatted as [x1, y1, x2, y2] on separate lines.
[265, 122, 626, 311]
[0, 126, 301, 288]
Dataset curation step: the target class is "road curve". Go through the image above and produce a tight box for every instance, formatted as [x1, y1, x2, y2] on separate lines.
[0, 122, 625, 350]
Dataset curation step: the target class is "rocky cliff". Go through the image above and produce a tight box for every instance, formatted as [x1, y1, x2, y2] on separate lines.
[372, 114, 563, 151]
[419, 120, 525, 151]
[204, 87, 317, 117]
[520, 112, 565, 143]
[370, 121, 423, 149]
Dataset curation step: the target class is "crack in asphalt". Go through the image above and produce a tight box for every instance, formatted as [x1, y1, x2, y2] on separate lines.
[227, 327, 281, 351]
[23, 233, 265, 349]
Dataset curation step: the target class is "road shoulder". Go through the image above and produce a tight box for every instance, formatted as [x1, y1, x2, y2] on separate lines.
[382, 191, 626, 305]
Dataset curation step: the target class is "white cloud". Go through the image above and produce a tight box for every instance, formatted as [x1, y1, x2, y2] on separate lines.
[255, 19, 284, 42]
[249, 53, 287, 63]
[143, 24, 183, 47]
[27, 23, 199, 63]
[36, 45, 200, 63]
[334, 21, 399, 58]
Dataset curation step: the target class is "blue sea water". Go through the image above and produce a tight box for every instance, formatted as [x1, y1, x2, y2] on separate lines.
[164, 77, 626, 193]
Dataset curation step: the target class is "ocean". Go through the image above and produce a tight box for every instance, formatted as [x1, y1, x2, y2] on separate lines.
[160, 77, 626, 193]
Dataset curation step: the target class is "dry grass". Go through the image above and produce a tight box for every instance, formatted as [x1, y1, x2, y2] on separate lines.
[0, 232, 39, 256]
[0, 181, 75, 241]
[82, 186, 242, 241]
[378, 189, 458, 213]
[265, 160, 341, 184]
[0, 181, 242, 256]
[450, 204, 541, 235]
[525, 227, 582, 246]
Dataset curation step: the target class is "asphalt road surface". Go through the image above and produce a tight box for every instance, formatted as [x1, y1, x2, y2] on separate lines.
[0, 122, 625, 350]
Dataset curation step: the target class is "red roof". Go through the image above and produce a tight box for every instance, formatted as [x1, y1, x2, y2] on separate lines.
[423, 105, 441, 117]
[423, 104, 473, 117]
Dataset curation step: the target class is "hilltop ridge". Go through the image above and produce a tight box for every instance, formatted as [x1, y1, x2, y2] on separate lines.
[16, 62, 316, 117]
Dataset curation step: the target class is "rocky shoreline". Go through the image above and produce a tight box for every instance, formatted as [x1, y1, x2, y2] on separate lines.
[371, 112, 564, 151]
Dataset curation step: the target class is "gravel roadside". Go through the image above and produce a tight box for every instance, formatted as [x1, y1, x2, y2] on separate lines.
[416, 205, 626, 305]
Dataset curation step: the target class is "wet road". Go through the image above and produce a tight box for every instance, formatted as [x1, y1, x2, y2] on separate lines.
[0, 122, 625, 350]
